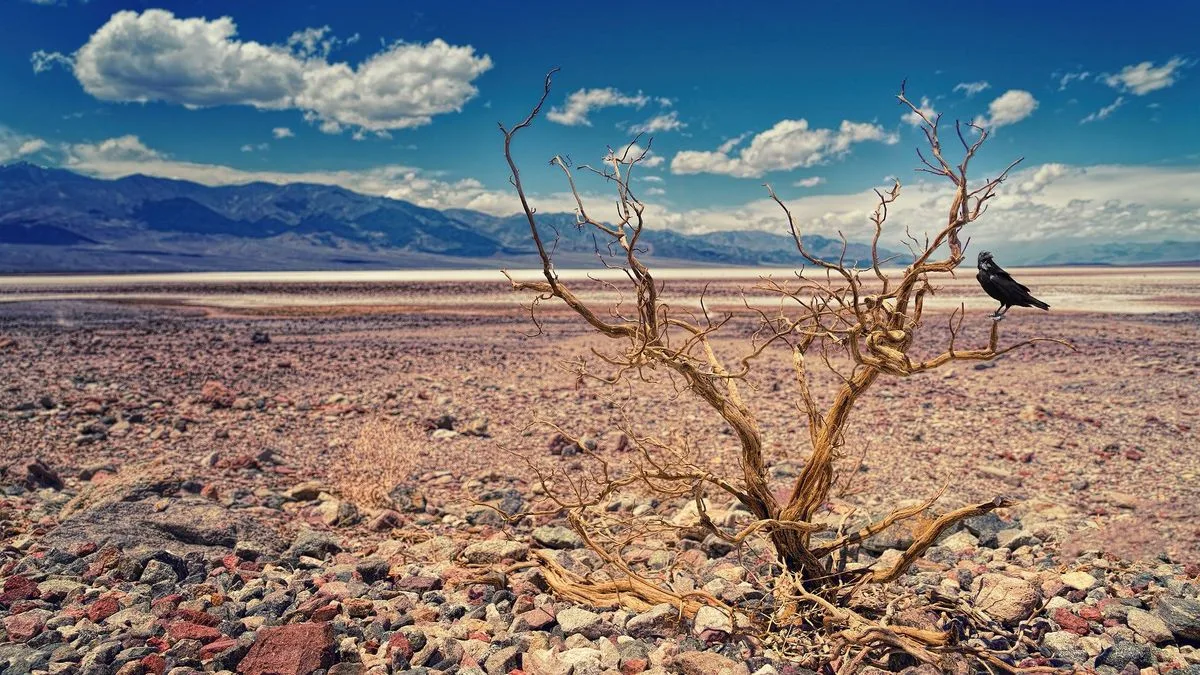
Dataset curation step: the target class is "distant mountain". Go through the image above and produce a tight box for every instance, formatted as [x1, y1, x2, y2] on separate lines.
[0, 162, 887, 273]
[1019, 241, 1200, 266]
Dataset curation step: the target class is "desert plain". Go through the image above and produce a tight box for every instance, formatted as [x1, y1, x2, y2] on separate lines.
[1, 265, 1199, 674]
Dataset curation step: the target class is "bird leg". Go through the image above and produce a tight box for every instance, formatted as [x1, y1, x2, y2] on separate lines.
[991, 305, 1009, 321]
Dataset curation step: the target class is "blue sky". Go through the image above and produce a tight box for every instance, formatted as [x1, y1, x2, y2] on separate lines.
[1, 0, 1198, 257]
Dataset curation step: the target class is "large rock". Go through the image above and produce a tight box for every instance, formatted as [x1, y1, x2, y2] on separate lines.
[1096, 642, 1153, 670]
[973, 574, 1041, 625]
[556, 606, 608, 638]
[462, 540, 529, 564]
[1060, 571, 1098, 591]
[675, 651, 750, 675]
[626, 603, 678, 638]
[201, 380, 236, 408]
[532, 525, 584, 550]
[1126, 608, 1173, 643]
[237, 622, 333, 675]
[1157, 596, 1200, 642]
[43, 495, 285, 559]
[8, 458, 63, 490]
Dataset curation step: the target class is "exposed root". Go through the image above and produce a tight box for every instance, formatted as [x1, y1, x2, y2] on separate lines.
[532, 548, 727, 619]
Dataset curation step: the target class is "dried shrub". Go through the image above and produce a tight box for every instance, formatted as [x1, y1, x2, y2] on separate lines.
[492, 71, 1075, 671]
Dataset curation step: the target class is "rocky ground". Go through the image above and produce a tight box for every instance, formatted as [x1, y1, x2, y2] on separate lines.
[1, 282, 1198, 674]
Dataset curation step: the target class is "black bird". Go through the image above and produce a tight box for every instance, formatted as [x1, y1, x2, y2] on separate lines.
[976, 251, 1049, 320]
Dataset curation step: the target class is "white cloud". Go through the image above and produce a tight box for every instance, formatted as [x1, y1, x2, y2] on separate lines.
[285, 26, 358, 60]
[953, 81, 990, 97]
[653, 163, 1200, 252]
[671, 119, 897, 178]
[901, 96, 937, 126]
[240, 142, 269, 152]
[628, 110, 686, 134]
[272, 127, 294, 139]
[1102, 57, 1188, 95]
[973, 90, 1038, 129]
[1, 125, 50, 162]
[1080, 96, 1125, 124]
[33, 9, 492, 134]
[605, 143, 664, 168]
[1014, 163, 1074, 195]
[547, 88, 649, 126]
[1056, 70, 1091, 91]
[793, 176, 825, 188]
[644, 187, 666, 197]
[30, 49, 72, 74]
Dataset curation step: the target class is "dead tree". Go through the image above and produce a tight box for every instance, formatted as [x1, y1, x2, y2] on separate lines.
[497, 71, 1073, 668]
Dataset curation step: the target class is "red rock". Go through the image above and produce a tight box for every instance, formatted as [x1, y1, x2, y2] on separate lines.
[1053, 608, 1091, 636]
[514, 607, 555, 631]
[141, 653, 167, 675]
[68, 541, 98, 557]
[387, 633, 413, 660]
[397, 575, 441, 593]
[201, 636, 238, 660]
[173, 608, 220, 627]
[3, 611, 47, 642]
[621, 657, 649, 675]
[147, 636, 170, 653]
[310, 602, 340, 621]
[88, 595, 121, 622]
[237, 622, 333, 675]
[201, 380, 236, 408]
[1078, 605, 1103, 621]
[8, 600, 38, 614]
[168, 621, 222, 643]
[151, 594, 183, 618]
[0, 575, 40, 605]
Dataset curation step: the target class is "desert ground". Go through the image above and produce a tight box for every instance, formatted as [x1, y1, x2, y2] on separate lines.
[1, 267, 1199, 674]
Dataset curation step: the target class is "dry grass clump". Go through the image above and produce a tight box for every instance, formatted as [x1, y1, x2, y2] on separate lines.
[332, 418, 426, 512]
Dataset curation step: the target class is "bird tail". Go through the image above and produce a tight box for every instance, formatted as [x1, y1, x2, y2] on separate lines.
[1030, 297, 1050, 311]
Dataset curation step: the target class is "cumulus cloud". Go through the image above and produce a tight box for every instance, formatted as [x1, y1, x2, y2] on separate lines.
[32, 9, 492, 134]
[272, 127, 294, 139]
[1080, 97, 1125, 124]
[1, 125, 50, 162]
[654, 163, 1200, 253]
[627, 110, 686, 134]
[1014, 163, 1075, 195]
[1102, 57, 1188, 95]
[547, 88, 650, 126]
[240, 142, 268, 152]
[793, 176, 825, 188]
[953, 81, 990, 97]
[974, 90, 1038, 129]
[901, 96, 937, 126]
[670, 119, 897, 178]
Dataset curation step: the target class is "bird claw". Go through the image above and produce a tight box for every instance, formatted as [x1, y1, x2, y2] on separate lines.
[991, 313, 1005, 322]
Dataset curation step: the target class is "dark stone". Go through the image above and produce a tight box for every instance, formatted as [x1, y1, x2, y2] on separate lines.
[1096, 642, 1153, 669]
[964, 512, 1008, 548]
[1158, 596, 1200, 642]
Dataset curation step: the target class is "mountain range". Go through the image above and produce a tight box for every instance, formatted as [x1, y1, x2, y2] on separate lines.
[1, 162, 1195, 274]
[0, 162, 882, 274]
